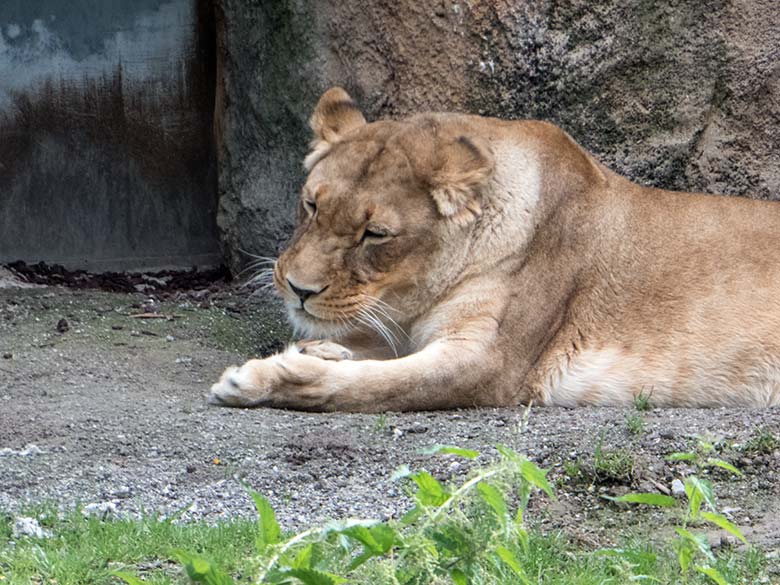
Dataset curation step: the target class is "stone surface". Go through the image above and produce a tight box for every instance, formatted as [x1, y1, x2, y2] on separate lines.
[216, 0, 780, 273]
[671, 478, 686, 497]
[12, 517, 51, 539]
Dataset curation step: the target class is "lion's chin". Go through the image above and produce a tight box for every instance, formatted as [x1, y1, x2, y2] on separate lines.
[286, 306, 353, 339]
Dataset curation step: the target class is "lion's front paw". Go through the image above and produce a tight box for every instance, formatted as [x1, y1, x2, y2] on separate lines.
[296, 339, 353, 361]
[208, 349, 337, 410]
[208, 360, 274, 407]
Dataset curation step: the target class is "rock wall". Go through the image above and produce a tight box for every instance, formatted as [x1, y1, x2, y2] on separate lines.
[216, 0, 780, 272]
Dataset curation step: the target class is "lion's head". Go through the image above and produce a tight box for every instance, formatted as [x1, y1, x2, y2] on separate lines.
[271, 88, 496, 342]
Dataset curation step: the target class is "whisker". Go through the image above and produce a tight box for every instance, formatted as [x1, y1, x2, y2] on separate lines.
[357, 312, 395, 356]
[367, 304, 410, 343]
[238, 249, 278, 262]
[362, 305, 399, 345]
[357, 306, 399, 357]
[244, 266, 280, 298]
[361, 294, 403, 315]
[245, 267, 275, 284]
[358, 295, 412, 345]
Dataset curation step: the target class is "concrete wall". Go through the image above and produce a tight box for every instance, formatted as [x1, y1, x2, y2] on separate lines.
[0, 0, 220, 271]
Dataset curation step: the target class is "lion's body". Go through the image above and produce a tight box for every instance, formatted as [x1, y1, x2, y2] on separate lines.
[210, 89, 780, 411]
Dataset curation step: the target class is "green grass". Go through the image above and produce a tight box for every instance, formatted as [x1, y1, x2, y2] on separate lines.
[0, 504, 768, 585]
[739, 429, 779, 455]
[625, 412, 645, 436]
[632, 389, 653, 412]
[0, 447, 772, 585]
[0, 507, 257, 584]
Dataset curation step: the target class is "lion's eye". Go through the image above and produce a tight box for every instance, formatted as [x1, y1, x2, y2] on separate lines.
[303, 199, 317, 216]
[361, 226, 390, 243]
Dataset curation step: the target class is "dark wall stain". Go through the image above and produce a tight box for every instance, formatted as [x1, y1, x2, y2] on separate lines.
[0, 0, 220, 271]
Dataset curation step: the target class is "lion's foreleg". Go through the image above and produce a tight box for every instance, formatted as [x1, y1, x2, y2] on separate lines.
[209, 323, 499, 412]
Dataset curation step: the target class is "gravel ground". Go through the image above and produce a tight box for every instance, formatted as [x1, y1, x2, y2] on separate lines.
[1, 281, 779, 566]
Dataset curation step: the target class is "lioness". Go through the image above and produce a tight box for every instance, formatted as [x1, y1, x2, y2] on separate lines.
[210, 87, 780, 412]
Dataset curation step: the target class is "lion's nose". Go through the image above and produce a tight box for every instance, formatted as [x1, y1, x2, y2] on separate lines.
[287, 278, 328, 304]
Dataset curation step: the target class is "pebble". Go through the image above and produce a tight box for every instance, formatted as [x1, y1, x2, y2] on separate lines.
[114, 486, 133, 499]
[2, 352, 11, 359]
[82, 501, 118, 518]
[405, 423, 429, 434]
[12, 517, 52, 539]
[671, 478, 686, 496]
[0, 444, 44, 457]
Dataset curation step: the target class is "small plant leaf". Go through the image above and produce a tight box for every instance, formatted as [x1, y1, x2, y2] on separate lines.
[705, 458, 743, 476]
[666, 452, 697, 462]
[282, 568, 347, 585]
[173, 549, 235, 585]
[495, 444, 522, 464]
[346, 550, 376, 572]
[674, 528, 714, 562]
[602, 493, 677, 507]
[700, 511, 747, 544]
[514, 509, 530, 552]
[495, 546, 531, 585]
[477, 481, 508, 523]
[291, 543, 314, 570]
[248, 490, 281, 549]
[341, 525, 381, 553]
[684, 477, 715, 519]
[370, 523, 398, 551]
[401, 505, 423, 524]
[419, 444, 480, 459]
[410, 471, 450, 507]
[696, 565, 729, 585]
[340, 523, 397, 556]
[111, 572, 145, 585]
[520, 459, 555, 499]
[450, 568, 469, 585]
[697, 439, 716, 454]
[675, 537, 695, 574]
[517, 527, 530, 554]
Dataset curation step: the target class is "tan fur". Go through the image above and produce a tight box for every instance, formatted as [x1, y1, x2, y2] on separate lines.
[210, 88, 780, 412]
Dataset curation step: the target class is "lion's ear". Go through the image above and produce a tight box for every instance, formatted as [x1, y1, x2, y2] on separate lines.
[430, 136, 495, 225]
[304, 87, 366, 170]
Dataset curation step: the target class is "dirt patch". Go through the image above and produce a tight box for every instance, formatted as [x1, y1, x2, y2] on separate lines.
[4, 261, 229, 294]
[1, 285, 779, 564]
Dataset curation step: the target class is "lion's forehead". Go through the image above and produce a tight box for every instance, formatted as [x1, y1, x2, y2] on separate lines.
[306, 150, 422, 225]
[311, 135, 416, 184]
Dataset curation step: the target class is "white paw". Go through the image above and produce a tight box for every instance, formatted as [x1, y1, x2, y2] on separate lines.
[208, 365, 266, 407]
[296, 340, 353, 361]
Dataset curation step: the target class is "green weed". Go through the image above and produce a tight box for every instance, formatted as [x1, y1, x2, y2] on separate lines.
[633, 388, 653, 411]
[739, 429, 778, 455]
[591, 431, 636, 483]
[625, 412, 645, 436]
[667, 437, 743, 477]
